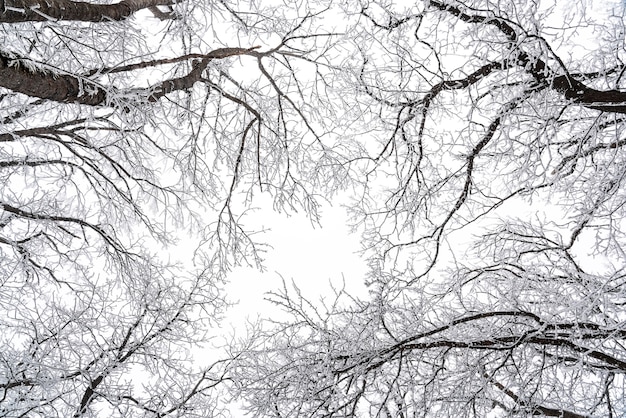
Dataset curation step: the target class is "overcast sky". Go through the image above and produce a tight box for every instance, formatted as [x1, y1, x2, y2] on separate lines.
[222, 196, 369, 330]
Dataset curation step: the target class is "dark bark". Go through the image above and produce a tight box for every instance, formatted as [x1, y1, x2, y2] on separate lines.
[0, 52, 108, 105]
[0, 47, 258, 106]
[74, 375, 104, 417]
[428, 0, 626, 115]
[0, 0, 175, 23]
[551, 75, 626, 113]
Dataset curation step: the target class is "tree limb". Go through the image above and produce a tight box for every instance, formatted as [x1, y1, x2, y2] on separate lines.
[0, 47, 260, 107]
[0, 0, 176, 23]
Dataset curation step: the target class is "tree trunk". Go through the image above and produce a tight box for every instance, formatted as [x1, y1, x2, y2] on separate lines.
[0, 0, 175, 23]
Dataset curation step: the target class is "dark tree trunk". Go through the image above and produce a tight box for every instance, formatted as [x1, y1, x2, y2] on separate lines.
[0, 51, 108, 105]
[0, 0, 175, 23]
[0, 47, 258, 106]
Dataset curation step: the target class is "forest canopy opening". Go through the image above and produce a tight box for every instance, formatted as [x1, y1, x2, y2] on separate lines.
[1, 0, 625, 417]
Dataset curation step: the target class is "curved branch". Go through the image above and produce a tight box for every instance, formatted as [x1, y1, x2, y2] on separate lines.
[428, 0, 626, 114]
[0, 47, 260, 106]
[0, 0, 176, 23]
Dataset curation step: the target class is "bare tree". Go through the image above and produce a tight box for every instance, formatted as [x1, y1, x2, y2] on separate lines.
[0, 0, 346, 416]
[6, 0, 626, 416]
[231, 1, 626, 417]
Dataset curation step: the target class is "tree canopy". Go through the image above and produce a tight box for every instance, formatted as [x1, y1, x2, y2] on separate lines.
[1, 0, 626, 417]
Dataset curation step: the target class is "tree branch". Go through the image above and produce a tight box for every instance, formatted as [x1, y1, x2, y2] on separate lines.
[0, 46, 260, 106]
[428, 0, 626, 114]
[0, 0, 176, 23]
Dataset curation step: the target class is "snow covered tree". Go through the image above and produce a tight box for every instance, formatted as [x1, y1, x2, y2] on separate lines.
[0, 0, 343, 416]
[5, 0, 626, 416]
[231, 1, 626, 417]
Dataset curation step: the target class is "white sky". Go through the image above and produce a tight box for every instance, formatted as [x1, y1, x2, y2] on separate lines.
[222, 196, 369, 330]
